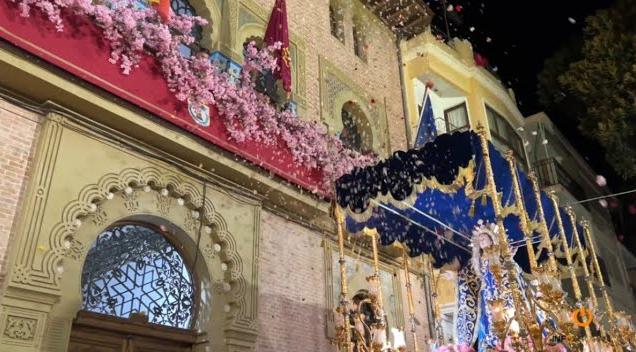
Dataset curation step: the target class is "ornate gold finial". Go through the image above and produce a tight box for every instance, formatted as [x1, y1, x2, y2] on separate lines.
[548, 190, 558, 199]
[504, 149, 515, 160]
[527, 171, 537, 182]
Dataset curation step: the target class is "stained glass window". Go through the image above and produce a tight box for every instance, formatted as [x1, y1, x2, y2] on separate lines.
[81, 224, 195, 329]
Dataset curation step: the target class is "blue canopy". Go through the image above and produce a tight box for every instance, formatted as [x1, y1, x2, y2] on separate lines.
[335, 131, 585, 272]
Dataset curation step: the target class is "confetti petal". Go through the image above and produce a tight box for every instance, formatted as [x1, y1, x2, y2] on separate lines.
[596, 175, 607, 187]
[568, 17, 576, 24]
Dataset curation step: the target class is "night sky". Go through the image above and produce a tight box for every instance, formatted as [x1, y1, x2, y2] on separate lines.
[425, 0, 636, 252]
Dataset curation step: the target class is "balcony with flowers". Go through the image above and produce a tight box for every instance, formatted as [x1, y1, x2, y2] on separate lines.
[0, 0, 376, 196]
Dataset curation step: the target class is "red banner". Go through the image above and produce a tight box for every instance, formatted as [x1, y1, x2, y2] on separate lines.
[0, 2, 325, 194]
[264, 0, 291, 93]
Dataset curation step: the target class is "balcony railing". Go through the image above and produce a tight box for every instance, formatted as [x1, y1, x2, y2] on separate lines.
[533, 158, 587, 202]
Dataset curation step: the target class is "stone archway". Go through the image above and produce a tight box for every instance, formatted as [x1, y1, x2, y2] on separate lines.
[183, 0, 222, 50]
[330, 90, 380, 153]
[0, 165, 259, 352]
[340, 101, 373, 153]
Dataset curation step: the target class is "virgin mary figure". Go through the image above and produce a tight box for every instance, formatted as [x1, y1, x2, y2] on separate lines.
[443, 220, 537, 352]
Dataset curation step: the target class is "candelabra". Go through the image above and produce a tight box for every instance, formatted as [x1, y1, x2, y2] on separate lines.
[332, 204, 410, 352]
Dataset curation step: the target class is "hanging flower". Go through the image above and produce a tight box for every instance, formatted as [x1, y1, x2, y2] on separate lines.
[11, 0, 376, 192]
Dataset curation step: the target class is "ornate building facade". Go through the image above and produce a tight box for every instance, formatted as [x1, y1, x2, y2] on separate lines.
[0, 0, 632, 351]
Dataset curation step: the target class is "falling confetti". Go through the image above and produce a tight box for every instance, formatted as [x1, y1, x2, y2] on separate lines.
[474, 53, 488, 67]
[447, 4, 454, 11]
[568, 17, 576, 24]
[599, 199, 608, 208]
[469, 27, 475, 32]
[596, 175, 607, 187]
[542, 139, 548, 145]
[629, 205, 636, 215]
[455, 5, 463, 12]
[486, 37, 492, 43]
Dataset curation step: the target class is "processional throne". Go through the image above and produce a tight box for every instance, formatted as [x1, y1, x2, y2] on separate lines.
[331, 126, 636, 352]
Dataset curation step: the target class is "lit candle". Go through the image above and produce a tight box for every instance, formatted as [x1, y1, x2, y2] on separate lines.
[510, 320, 520, 334]
[391, 328, 406, 349]
[372, 327, 387, 345]
[489, 299, 505, 322]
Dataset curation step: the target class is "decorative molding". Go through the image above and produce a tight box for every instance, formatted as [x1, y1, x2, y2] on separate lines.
[183, 209, 201, 235]
[11, 115, 64, 292]
[121, 190, 140, 212]
[156, 192, 173, 216]
[4, 316, 36, 341]
[9, 164, 255, 334]
[91, 207, 109, 228]
[41, 316, 72, 351]
[67, 239, 85, 262]
[0, 307, 45, 348]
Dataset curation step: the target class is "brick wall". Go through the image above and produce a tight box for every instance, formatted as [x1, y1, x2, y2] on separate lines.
[258, 211, 332, 352]
[0, 98, 42, 290]
[250, 0, 407, 152]
[259, 212, 433, 351]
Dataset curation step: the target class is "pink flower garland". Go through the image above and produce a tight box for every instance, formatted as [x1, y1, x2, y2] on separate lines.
[433, 344, 475, 352]
[11, 0, 376, 192]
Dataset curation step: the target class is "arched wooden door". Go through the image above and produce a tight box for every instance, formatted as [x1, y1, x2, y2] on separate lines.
[68, 223, 206, 352]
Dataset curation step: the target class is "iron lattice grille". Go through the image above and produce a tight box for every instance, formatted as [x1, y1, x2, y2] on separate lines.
[171, 0, 203, 42]
[81, 224, 194, 329]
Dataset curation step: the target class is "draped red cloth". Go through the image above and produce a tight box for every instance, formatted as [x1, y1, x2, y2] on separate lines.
[150, 0, 171, 23]
[264, 0, 292, 92]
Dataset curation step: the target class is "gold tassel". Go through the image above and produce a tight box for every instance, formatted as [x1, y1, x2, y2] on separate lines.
[481, 194, 488, 206]
[469, 198, 476, 217]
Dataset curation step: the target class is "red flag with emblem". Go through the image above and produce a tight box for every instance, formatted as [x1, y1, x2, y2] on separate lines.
[264, 0, 292, 93]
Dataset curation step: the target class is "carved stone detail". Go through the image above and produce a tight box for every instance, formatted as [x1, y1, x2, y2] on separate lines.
[183, 210, 201, 235]
[156, 193, 172, 216]
[91, 207, 109, 228]
[19, 166, 255, 332]
[4, 316, 37, 341]
[12, 264, 31, 285]
[204, 242, 218, 260]
[121, 191, 140, 212]
[67, 239, 85, 261]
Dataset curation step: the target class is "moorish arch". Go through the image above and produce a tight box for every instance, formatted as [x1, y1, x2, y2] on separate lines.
[177, 0, 222, 50]
[36, 167, 258, 351]
[330, 90, 377, 153]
